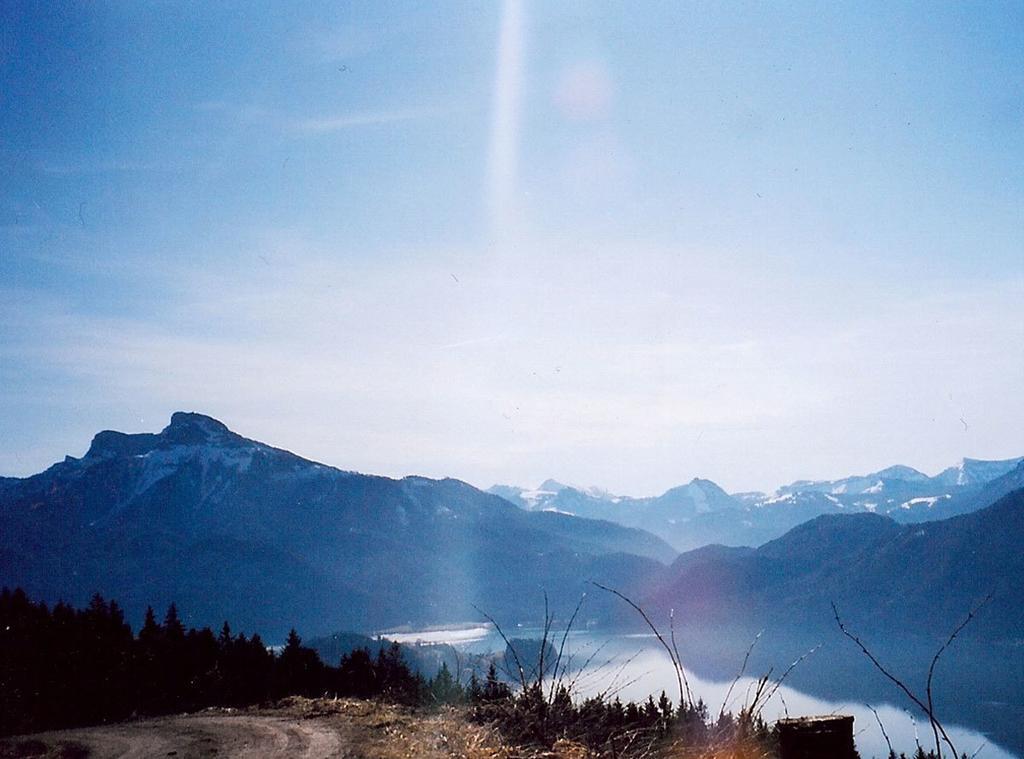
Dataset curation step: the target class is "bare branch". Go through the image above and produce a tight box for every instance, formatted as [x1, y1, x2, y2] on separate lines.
[669, 608, 694, 706]
[926, 594, 994, 756]
[746, 668, 774, 717]
[592, 649, 644, 700]
[599, 670, 652, 702]
[719, 629, 762, 722]
[833, 603, 930, 711]
[591, 581, 688, 709]
[537, 591, 551, 689]
[760, 643, 821, 708]
[472, 604, 527, 692]
[865, 703, 894, 758]
[549, 592, 586, 702]
[833, 601, 958, 758]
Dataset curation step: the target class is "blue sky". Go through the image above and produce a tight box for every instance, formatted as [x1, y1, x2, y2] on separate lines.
[2, 1, 1022, 494]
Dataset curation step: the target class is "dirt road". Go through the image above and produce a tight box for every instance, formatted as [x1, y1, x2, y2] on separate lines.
[0, 698, 519, 759]
[2, 712, 343, 759]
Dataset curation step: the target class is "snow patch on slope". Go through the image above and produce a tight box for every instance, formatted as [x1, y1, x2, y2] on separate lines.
[900, 494, 951, 510]
[133, 445, 256, 496]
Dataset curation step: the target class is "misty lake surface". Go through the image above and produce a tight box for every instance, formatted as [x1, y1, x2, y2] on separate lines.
[383, 625, 1020, 759]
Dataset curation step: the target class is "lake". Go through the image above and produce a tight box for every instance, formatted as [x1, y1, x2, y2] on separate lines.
[382, 624, 1021, 759]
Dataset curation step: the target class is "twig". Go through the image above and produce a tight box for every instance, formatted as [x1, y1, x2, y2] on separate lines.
[599, 670, 652, 702]
[592, 650, 644, 700]
[592, 581, 689, 709]
[719, 629, 762, 722]
[669, 608, 694, 706]
[564, 639, 611, 695]
[833, 601, 959, 758]
[549, 593, 585, 702]
[746, 669, 773, 718]
[926, 594, 993, 757]
[473, 604, 527, 692]
[865, 703, 894, 758]
[537, 591, 552, 688]
[760, 643, 821, 708]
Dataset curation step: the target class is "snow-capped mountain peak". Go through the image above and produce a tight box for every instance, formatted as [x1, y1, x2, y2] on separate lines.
[935, 457, 1024, 487]
[538, 478, 570, 494]
[490, 454, 1023, 552]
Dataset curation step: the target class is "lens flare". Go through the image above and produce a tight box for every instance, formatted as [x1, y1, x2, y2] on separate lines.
[486, 0, 525, 245]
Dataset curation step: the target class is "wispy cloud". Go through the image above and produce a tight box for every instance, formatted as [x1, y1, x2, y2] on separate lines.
[39, 161, 173, 175]
[291, 107, 439, 134]
[192, 100, 439, 136]
[5, 226, 1022, 493]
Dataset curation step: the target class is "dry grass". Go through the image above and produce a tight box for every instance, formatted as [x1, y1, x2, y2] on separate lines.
[268, 697, 520, 758]
[266, 698, 772, 759]
[658, 737, 775, 759]
[262, 698, 590, 758]
[0, 697, 773, 759]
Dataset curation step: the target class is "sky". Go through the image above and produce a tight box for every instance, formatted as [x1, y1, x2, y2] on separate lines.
[1, 1, 1022, 495]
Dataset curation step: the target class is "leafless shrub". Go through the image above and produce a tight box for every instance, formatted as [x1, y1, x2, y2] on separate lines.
[832, 593, 992, 759]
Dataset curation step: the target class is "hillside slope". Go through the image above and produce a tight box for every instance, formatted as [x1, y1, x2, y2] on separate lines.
[647, 488, 1024, 640]
[0, 413, 673, 638]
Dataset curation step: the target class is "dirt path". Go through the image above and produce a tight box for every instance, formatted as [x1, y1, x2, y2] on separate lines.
[2, 712, 344, 759]
[0, 699, 523, 759]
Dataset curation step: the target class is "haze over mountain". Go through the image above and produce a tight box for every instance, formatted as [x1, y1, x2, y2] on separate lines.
[641, 485, 1024, 645]
[491, 456, 1024, 551]
[4, 411, 1021, 651]
[4, 412, 1023, 752]
[636, 485, 1024, 757]
[0, 413, 673, 639]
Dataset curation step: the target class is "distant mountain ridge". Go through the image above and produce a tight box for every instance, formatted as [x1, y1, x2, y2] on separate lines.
[934, 456, 1024, 487]
[490, 455, 1024, 551]
[488, 478, 741, 551]
[645, 486, 1024, 642]
[4, 413, 1020, 643]
[0, 413, 674, 639]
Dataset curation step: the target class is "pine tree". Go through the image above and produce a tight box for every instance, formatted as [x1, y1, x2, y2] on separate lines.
[163, 603, 185, 640]
[609, 696, 625, 726]
[482, 661, 511, 701]
[428, 662, 463, 704]
[276, 628, 324, 697]
[139, 606, 160, 644]
[658, 690, 673, 729]
[338, 648, 376, 699]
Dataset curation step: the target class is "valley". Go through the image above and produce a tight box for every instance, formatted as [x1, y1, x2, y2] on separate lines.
[2, 413, 1022, 757]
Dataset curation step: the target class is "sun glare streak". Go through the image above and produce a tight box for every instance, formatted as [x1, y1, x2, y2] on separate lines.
[486, 0, 524, 245]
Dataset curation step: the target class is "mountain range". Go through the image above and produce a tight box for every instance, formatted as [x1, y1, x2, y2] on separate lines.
[490, 456, 1024, 552]
[3, 412, 1021, 650]
[4, 414, 1022, 753]
[642, 487, 1024, 757]
[0, 413, 673, 639]
[644, 485, 1024, 642]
